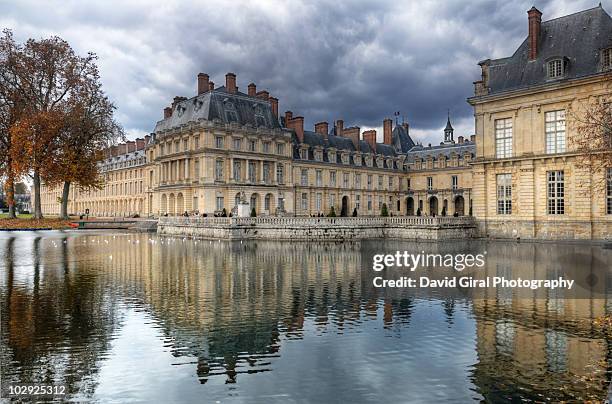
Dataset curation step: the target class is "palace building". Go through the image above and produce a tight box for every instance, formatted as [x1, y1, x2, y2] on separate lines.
[38, 5, 612, 240]
[469, 5, 612, 239]
[40, 73, 475, 219]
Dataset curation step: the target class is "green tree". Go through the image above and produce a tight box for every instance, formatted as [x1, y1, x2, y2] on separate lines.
[352, 207, 358, 217]
[380, 203, 389, 217]
[328, 206, 336, 217]
[250, 207, 257, 217]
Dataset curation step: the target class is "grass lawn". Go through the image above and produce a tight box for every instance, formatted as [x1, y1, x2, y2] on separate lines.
[0, 213, 33, 219]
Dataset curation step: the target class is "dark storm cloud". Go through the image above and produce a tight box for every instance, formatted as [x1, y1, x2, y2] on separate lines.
[0, 0, 606, 143]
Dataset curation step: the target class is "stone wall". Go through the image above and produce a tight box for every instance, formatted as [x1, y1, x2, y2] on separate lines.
[157, 216, 477, 241]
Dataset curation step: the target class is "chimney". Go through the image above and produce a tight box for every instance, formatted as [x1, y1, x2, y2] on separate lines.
[136, 138, 146, 150]
[110, 145, 118, 157]
[164, 107, 172, 119]
[144, 135, 150, 146]
[383, 118, 393, 145]
[344, 126, 360, 151]
[363, 129, 377, 150]
[314, 121, 329, 136]
[470, 135, 476, 143]
[208, 81, 215, 91]
[225, 72, 237, 93]
[336, 119, 344, 137]
[197, 73, 209, 95]
[269, 97, 278, 117]
[126, 140, 136, 153]
[528, 7, 542, 60]
[288, 116, 304, 143]
[256, 90, 269, 101]
[248, 82, 256, 97]
[118, 143, 128, 155]
[458, 136, 464, 144]
[284, 111, 293, 127]
[172, 96, 182, 109]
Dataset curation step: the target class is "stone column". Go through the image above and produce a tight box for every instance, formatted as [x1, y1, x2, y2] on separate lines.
[519, 160, 536, 238]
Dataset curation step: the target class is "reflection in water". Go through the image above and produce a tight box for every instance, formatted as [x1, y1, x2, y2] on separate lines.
[0, 232, 611, 402]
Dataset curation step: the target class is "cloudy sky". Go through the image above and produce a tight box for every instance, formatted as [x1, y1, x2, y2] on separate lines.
[1, 0, 608, 145]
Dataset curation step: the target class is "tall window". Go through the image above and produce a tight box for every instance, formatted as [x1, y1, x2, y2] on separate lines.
[329, 193, 335, 208]
[427, 177, 433, 191]
[301, 193, 308, 210]
[233, 160, 241, 181]
[263, 163, 270, 183]
[301, 169, 308, 186]
[367, 175, 372, 189]
[316, 170, 322, 186]
[547, 59, 564, 79]
[495, 118, 513, 158]
[355, 174, 361, 188]
[215, 159, 224, 181]
[263, 142, 270, 153]
[451, 175, 458, 190]
[215, 136, 224, 149]
[276, 164, 284, 184]
[316, 193, 322, 212]
[216, 196, 224, 211]
[183, 139, 188, 151]
[496, 174, 512, 215]
[194, 135, 200, 149]
[194, 158, 200, 180]
[248, 140, 256, 152]
[343, 173, 349, 188]
[355, 194, 361, 210]
[607, 168, 612, 215]
[233, 138, 242, 150]
[367, 195, 372, 211]
[330, 171, 336, 187]
[547, 171, 565, 215]
[277, 143, 285, 155]
[545, 110, 566, 153]
[388, 177, 393, 190]
[248, 161, 256, 182]
[264, 194, 271, 211]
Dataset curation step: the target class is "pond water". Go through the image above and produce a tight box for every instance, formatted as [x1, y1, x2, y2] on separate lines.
[1, 231, 611, 403]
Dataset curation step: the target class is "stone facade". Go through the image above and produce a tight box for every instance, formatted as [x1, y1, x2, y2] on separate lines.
[39, 72, 474, 220]
[39, 140, 149, 217]
[469, 5, 612, 240]
[157, 216, 477, 241]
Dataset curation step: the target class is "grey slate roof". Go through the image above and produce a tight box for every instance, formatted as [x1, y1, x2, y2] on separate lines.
[406, 141, 475, 164]
[154, 87, 280, 132]
[295, 130, 399, 168]
[391, 124, 416, 152]
[486, 5, 612, 94]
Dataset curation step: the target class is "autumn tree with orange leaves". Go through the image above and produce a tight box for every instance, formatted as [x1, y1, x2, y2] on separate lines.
[0, 30, 123, 219]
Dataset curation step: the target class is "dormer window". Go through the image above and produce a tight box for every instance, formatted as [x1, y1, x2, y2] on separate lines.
[547, 59, 564, 79]
[602, 48, 612, 70]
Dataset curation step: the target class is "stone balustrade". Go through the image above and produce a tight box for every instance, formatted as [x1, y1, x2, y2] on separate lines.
[157, 216, 477, 241]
